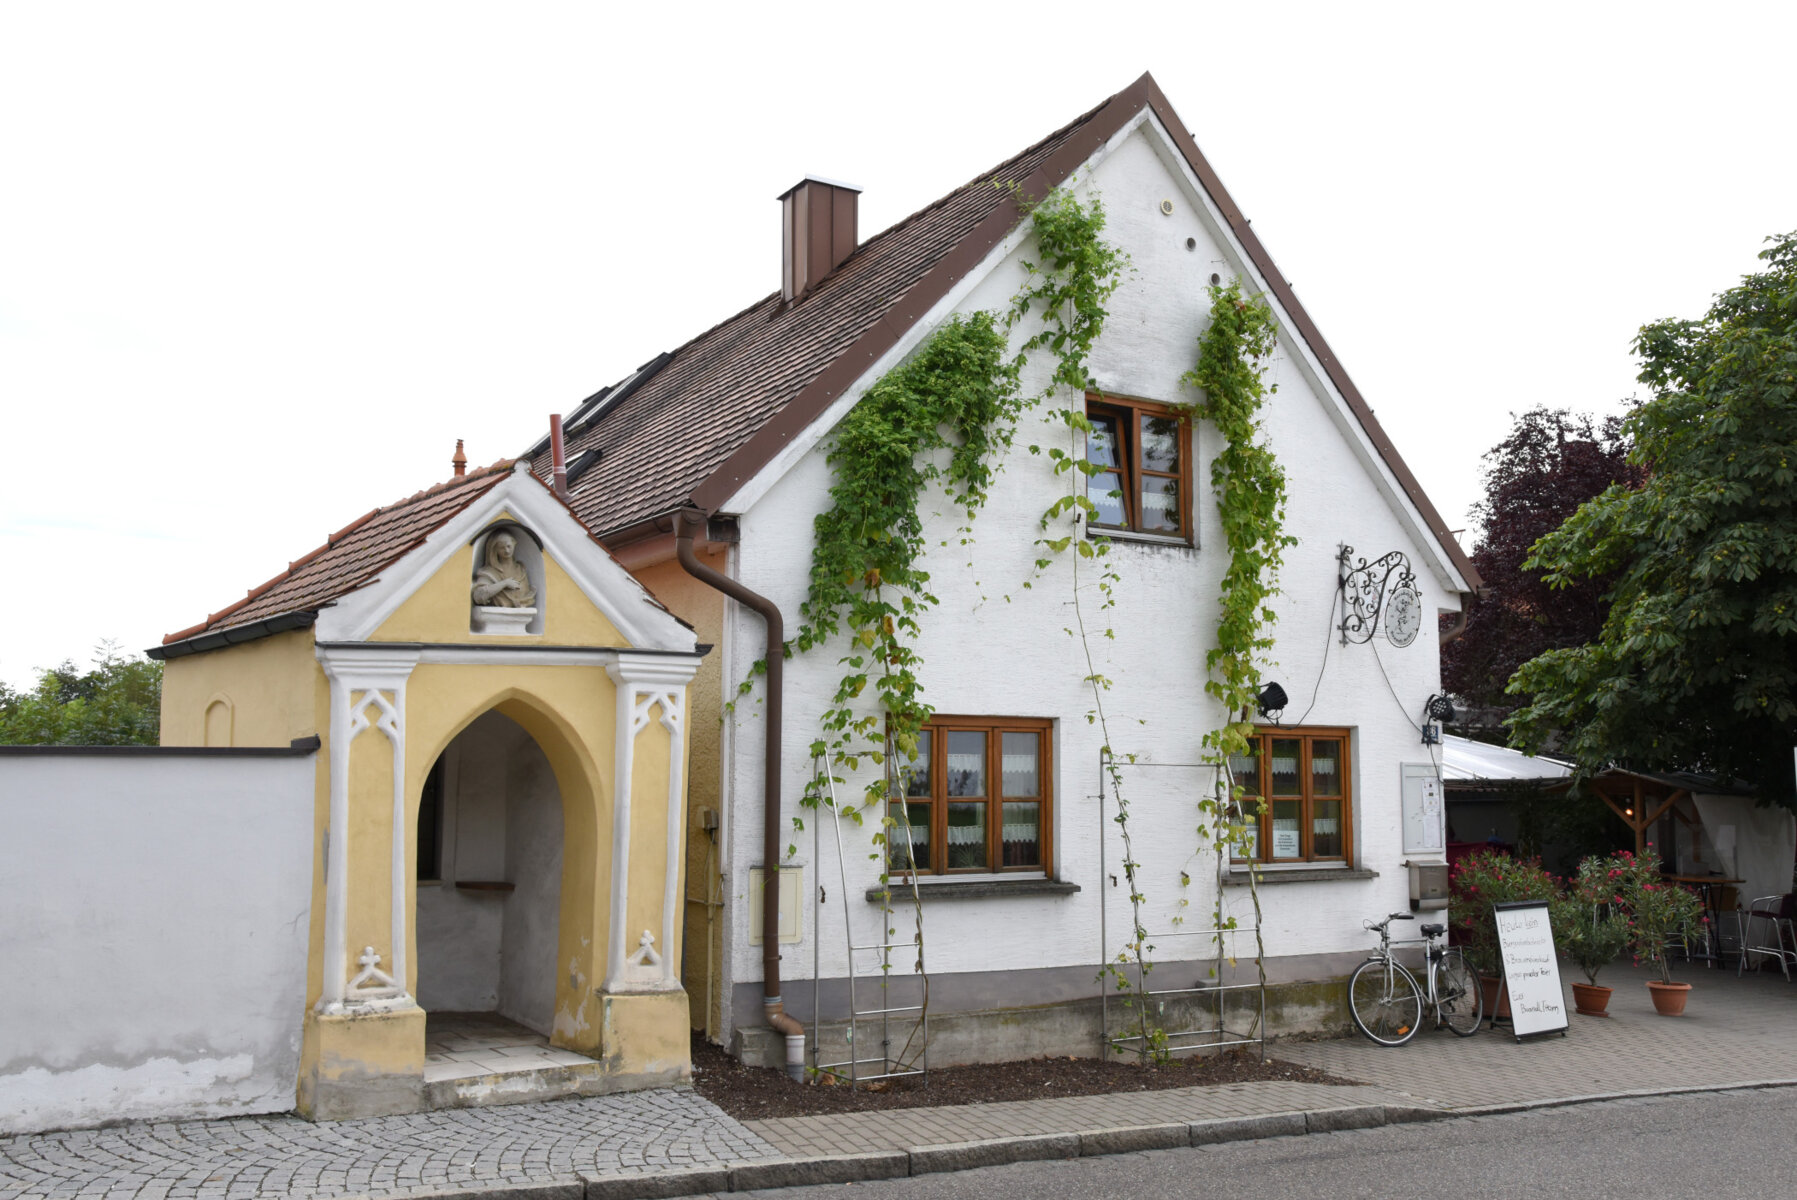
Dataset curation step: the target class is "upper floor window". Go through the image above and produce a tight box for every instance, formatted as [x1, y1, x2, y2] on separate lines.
[889, 716, 1053, 875]
[1085, 394, 1191, 540]
[1228, 727, 1352, 864]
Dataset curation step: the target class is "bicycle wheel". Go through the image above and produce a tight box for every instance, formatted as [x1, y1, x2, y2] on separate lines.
[1348, 958, 1423, 1046]
[1434, 948, 1482, 1037]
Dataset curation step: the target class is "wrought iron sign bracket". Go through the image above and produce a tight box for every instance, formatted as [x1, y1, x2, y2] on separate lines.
[1338, 543, 1422, 647]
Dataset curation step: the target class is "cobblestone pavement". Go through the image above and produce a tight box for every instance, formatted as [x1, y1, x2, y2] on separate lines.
[1276, 961, 1797, 1109]
[741, 1082, 1406, 1158]
[0, 1088, 778, 1200]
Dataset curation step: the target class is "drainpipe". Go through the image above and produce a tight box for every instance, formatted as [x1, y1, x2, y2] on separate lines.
[1439, 609, 1468, 646]
[674, 509, 806, 1079]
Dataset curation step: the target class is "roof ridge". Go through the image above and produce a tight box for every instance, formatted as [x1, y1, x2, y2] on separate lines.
[547, 91, 1124, 434]
[839, 89, 1119, 266]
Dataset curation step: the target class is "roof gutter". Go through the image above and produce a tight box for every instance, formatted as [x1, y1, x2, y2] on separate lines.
[148, 611, 318, 661]
[672, 509, 805, 1078]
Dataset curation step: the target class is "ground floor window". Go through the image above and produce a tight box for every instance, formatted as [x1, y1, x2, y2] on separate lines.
[1228, 727, 1351, 864]
[888, 716, 1052, 874]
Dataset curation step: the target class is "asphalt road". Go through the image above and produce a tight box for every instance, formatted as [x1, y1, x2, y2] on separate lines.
[743, 1087, 1797, 1199]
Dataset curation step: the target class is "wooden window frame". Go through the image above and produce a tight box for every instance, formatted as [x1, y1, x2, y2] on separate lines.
[891, 715, 1054, 877]
[1084, 393, 1194, 541]
[1234, 726, 1353, 865]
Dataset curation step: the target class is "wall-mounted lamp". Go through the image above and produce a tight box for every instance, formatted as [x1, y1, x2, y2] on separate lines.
[1421, 694, 1455, 745]
[1257, 681, 1288, 721]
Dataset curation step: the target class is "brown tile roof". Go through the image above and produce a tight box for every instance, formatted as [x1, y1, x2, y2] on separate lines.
[528, 94, 1115, 540]
[528, 72, 1481, 592]
[156, 462, 516, 653]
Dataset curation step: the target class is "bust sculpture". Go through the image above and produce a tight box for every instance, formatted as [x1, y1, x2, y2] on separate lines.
[471, 531, 537, 608]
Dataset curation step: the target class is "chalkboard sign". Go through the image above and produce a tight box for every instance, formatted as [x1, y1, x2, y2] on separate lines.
[1493, 900, 1568, 1038]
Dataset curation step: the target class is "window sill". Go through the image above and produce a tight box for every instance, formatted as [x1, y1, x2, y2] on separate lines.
[1089, 528, 1195, 550]
[1223, 867, 1379, 886]
[864, 878, 1082, 902]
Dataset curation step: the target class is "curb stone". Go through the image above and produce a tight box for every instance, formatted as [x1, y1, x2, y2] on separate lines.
[908, 1133, 1080, 1174]
[393, 1185, 584, 1200]
[1078, 1123, 1190, 1155]
[1189, 1112, 1307, 1144]
[583, 1169, 729, 1200]
[1304, 1104, 1386, 1133]
[728, 1151, 909, 1191]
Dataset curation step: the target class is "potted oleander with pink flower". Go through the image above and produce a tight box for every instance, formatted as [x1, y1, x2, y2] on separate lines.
[1611, 848, 1706, 1016]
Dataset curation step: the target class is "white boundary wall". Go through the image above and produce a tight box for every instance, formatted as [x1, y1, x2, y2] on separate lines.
[0, 749, 315, 1133]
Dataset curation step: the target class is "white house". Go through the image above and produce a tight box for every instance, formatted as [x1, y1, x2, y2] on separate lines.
[527, 72, 1481, 1073]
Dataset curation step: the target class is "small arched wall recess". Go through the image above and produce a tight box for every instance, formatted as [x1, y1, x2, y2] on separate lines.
[470, 522, 546, 635]
[203, 695, 234, 747]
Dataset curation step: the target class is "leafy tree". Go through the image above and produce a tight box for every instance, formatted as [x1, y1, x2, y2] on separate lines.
[1509, 232, 1797, 805]
[0, 642, 162, 745]
[1443, 408, 1639, 728]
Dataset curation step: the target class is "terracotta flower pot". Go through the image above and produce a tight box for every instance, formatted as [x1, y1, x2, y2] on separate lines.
[1480, 975, 1511, 1020]
[1646, 980, 1692, 1017]
[1570, 982, 1613, 1017]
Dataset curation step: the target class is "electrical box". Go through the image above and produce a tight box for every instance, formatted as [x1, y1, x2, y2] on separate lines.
[1408, 861, 1449, 912]
[747, 867, 802, 945]
[1400, 764, 1446, 856]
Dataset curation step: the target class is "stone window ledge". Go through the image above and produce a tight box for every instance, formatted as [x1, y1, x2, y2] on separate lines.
[1223, 867, 1379, 886]
[1090, 528, 1196, 551]
[864, 879, 1081, 902]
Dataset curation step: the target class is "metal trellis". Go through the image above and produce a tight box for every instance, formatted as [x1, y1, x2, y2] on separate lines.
[809, 752, 930, 1086]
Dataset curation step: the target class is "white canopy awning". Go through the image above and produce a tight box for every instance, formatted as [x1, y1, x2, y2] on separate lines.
[1440, 735, 1572, 784]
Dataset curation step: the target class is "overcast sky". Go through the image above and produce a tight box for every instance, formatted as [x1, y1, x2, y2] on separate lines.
[2, 2, 1793, 688]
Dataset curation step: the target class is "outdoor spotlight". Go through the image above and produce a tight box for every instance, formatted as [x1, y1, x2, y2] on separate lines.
[1256, 681, 1288, 720]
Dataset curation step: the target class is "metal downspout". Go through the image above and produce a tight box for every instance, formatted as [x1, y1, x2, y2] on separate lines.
[674, 509, 806, 1078]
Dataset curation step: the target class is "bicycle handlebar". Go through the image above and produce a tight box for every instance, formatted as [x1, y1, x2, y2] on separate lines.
[1363, 912, 1418, 931]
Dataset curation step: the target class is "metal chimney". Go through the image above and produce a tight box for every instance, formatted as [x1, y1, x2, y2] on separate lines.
[780, 176, 860, 302]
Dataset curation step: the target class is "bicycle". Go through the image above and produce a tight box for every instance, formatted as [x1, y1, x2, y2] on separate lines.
[1347, 912, 1482, 1045]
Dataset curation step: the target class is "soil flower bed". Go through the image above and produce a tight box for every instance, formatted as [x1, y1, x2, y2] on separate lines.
[691, 1033, 1358, 1120]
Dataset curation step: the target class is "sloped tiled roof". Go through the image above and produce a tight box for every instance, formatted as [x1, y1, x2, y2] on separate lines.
[527, 97, 1113, 539]
[525, 73, 1481, 593]
[155, 462, 516, 654]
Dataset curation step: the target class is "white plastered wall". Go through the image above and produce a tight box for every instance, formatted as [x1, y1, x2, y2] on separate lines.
[0, 753, 314, 1134]
[715, 117, 1464, 1026]
[1690, 793, 1796, 910]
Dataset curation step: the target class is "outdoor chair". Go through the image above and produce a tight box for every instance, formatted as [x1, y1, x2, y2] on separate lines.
[1737, 893, 1797, 980]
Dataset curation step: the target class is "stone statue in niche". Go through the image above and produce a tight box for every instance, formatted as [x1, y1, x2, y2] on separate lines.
[472, 531, 537, 608]
[471, 530, 539, 634]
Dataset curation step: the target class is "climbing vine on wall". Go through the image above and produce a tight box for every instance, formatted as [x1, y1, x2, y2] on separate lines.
[1178, 279, 1291, 998]
[790, 311, 1023, 804]
[790, 185, 1124, 820]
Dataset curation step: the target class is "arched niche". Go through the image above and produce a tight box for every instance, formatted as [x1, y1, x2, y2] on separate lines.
[203, 695, 233, 747]
[470, 521, 545, 635]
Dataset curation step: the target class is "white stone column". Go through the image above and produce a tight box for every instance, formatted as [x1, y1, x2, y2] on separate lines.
[318, 646, 421, 1012]
[603, 653, 699, 992]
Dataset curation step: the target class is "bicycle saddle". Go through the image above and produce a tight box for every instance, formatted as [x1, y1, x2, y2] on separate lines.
[1421, 923, 1445, 937]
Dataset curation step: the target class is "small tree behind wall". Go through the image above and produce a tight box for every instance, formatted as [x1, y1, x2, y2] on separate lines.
[0, 642, 162, 746]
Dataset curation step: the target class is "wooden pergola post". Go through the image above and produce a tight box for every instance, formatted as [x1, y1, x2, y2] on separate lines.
[1590, 775, 1688, 858]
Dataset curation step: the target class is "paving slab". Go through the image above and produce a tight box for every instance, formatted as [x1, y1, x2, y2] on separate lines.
[1275, 962, 1797, 1110]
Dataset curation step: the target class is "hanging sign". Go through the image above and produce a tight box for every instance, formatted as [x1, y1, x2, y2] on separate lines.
[1493, 900, 1568, 1038]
